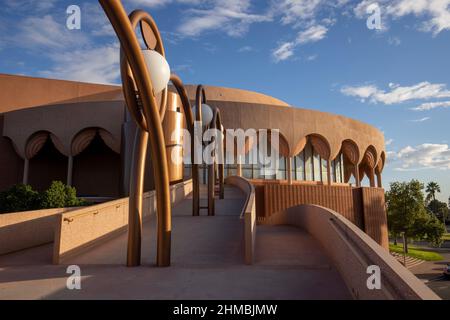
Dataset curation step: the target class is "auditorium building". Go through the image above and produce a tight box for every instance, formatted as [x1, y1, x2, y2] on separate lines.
[0, 73, 387, 248]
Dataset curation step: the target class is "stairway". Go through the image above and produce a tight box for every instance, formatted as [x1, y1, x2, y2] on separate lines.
[390, 252, 425, 269]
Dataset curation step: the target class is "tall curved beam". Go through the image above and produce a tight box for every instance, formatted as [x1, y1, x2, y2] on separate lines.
[99, 0, 171, 267]
[193, 85, 207, 216]
[211, 106, 225, 200]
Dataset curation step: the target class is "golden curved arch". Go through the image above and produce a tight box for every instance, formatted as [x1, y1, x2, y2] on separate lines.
[362, 145, 377, 169]
[25, 131, 65, 159]
[308, 134, 331, 160]
[341, 139, 360, 165]
[291, 136, 308, 157]
[100, 0, 171, 267]
[71, 127, 120, 156]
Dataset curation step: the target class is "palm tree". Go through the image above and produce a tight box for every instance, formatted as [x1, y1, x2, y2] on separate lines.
[426, 182, 441, 203]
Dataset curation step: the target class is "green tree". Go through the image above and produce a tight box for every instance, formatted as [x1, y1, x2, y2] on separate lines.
[428, 199, 449, 224]
[423, 215, 446, 247]
[386, 180, 445, 253]
[40, 181, 84, 209]
[425, 181, 441, 203]
[0, 184, 40, 213]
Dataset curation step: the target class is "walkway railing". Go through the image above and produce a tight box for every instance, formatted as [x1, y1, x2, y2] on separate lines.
[225, 176, 256, 265]
[53, 180, 192, 264]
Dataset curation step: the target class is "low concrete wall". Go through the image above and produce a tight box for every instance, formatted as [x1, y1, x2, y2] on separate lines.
[53, 180, 192, 264]
[0, 207, 78, 255]
[265, 205, 440, 300]
[225, 176, 256, 265]
[256, 183, 389, 249]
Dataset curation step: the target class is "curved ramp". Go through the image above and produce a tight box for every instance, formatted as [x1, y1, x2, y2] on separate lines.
[0, 185, 352, 299]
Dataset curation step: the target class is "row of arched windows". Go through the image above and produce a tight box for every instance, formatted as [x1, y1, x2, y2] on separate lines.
[20, 128, 120, 198]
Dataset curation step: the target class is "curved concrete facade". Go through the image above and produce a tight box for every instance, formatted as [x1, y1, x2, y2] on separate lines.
[0, 74, 385, 195]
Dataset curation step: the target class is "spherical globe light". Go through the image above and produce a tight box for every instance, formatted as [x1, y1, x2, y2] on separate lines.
[142, 49, 170, 95]
[200, 103, 213, 127]
[193, 103, 213, 127]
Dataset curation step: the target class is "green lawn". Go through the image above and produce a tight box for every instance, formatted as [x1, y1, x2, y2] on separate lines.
[389, 244, 443, 261]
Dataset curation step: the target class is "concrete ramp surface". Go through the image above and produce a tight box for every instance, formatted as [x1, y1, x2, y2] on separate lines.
[0, 185, 350, 299]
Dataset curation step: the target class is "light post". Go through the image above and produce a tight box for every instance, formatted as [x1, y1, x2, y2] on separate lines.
[100, 0, 172, 267]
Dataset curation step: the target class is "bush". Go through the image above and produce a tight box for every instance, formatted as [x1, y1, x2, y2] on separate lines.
[0, 181, 85, 213]
[40, 181, 85, 209]
[0, 184, 41, 213]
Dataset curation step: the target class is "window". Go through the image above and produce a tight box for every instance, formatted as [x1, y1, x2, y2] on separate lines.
[294, 151, 305, 181]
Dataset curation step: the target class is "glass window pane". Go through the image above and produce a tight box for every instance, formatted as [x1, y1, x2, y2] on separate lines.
[305, 143, 313, 181]
[313, 151, 321, 181]
[321, 157, 328, 183]
[295, 152, 305, 181]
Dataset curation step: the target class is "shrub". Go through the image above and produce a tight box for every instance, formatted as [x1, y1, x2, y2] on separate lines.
[0, 184, 41, 213]
[40, 181, 85, 209]
[0, 181, 85, 213]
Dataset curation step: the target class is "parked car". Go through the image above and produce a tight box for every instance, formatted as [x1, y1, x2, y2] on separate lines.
[443, 264, 450, 278]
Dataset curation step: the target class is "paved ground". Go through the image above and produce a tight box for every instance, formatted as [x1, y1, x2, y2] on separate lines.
[409, 246, 450, 300]
[0, 186, 350, 300]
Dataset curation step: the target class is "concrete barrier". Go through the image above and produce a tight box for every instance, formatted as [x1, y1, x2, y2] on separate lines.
[53, 180, 192, 264]
[265, 205, 440, 300]
[0, 207, 78, 255]
[225, 176, 256, 265]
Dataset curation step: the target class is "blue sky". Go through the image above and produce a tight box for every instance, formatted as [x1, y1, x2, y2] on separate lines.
[0, 0, 449, 201]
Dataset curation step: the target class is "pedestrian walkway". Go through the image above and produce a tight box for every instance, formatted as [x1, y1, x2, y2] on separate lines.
[0, 185, 350, 299]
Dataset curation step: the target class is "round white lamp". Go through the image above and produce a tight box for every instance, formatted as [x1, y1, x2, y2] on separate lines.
[142, 49, 171, 95]
[195, 103, 213, 127]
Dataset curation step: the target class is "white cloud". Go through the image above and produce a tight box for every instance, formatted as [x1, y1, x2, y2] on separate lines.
[296, 25, 328, 44]
[177, 0, 270, 37]
[125, 0, 204, 8]
[413, 101, 450, 111]
[40, 43, 121, 85]
[272, 0, 323, 26]
[12, 15, 89, 50]
[3, 0, 56, 12]
[272, 42, 295, 62]
[341, 82, 450, 105]
[392, 143, 450, 170]
[354, 0, 450, 35]
[272, 24, 328, 62]
[386, 139, 394, 146]
[410, 117, 431, 122]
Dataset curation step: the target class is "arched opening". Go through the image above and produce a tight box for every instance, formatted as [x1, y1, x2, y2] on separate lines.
[375, 151, 385, 188]
[0, 135, 24, 191]
[359, 146, 377, 187]
[341, 139, 360, 186]
[27, 132, 67, 192]
[242, 130, 289, 181]
[305, 134, 331, 183]
[72, 128, 120, 198]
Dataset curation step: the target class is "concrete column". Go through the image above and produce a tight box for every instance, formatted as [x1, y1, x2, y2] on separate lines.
[67, 155, 74, 186]
[22, 158, 30, 184]
[354, 163, 360, 187]
[23, 158, 29, 185]
[369, 167, 376, 188]
[287, 157, 292, 185]
[326, 159, 332, 186]
[376, 171, 382, 188]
